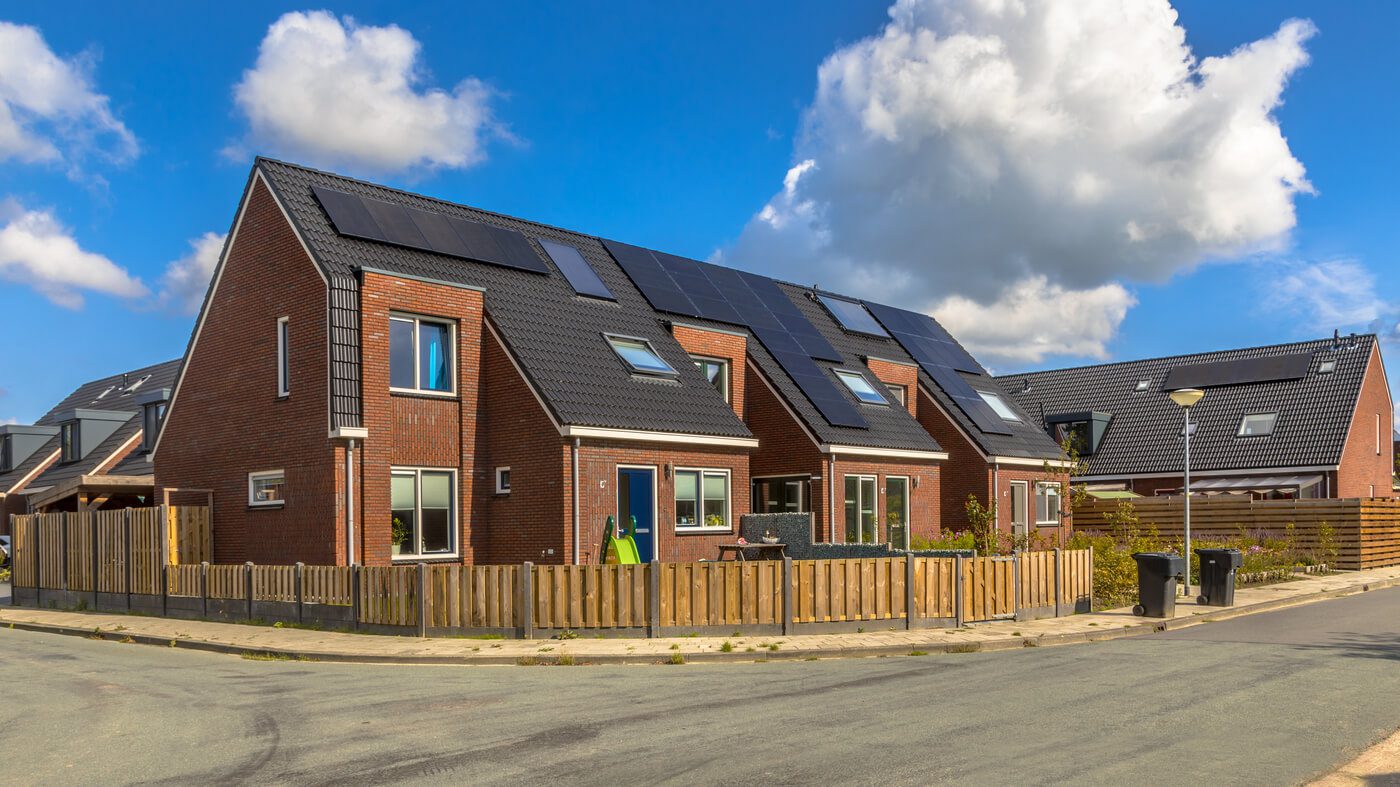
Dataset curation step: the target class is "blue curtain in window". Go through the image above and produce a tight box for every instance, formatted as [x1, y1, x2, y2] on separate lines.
[419, 323, 450, 391]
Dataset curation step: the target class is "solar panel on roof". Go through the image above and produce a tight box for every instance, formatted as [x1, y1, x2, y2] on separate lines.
[818, 295, 890, 337]
[539, 239, 615, 300]
[312, 185, 549, 275]
[1162, 352, 1312, 390]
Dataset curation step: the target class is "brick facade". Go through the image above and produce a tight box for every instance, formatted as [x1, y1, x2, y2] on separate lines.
[670, 325, 747, 418]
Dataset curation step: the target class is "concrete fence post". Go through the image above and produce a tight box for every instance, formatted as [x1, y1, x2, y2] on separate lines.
[1053, 548, 1064, 618]
[954, 554, 966, 628]
[416, 562, 429, 638]
[200, 561, 209, 619]
[9, 514, 17, 605]
[520, 562, 535, 640]
[33, 516, 42, 605]
[1088, 547, 1095, 612]
[781, 557, 794, 636]
[905, 554, 916, 630]
[295, 562, 305, 624]
[244, 561, 254, 621]
[161, 563, 169, 617]
[350, 564, 361, 632]
[647, 560, 661, 638]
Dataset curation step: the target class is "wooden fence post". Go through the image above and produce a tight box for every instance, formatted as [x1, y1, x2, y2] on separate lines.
[954, 554, 966, 628]
[295, 562, 305, 624]
[200, 561, 209, 619]
[781, 557, 793, 636]
[8, 514, 15, 605]
[123, 509, 133, 611]
[90, 513, 99, 609]
[416, 562, 429, 638]
[61, 511, 70, 592]
[244, 562, 254, 621]
[1088, 547, 1095, 612]
[520, 562, 535, 640]
[647, 560, 661, 638]
[1053, 548, 1063, 618]
[1012, 554, 1023, 622]
[905, 554, 916, 630]
[32, 515, 41, 604]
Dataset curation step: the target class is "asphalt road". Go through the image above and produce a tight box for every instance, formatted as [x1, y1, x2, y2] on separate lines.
[1, 584, 1398, 786]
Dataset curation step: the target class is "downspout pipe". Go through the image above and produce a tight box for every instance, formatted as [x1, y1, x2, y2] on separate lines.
[828, 453, 837, 543]
[992, 462, 1000, 548]
[346, 438, 357, 565]
[572, 438, 581, 565]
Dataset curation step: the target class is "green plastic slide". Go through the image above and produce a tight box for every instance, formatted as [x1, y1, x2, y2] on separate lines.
[602, 515, 641, 564]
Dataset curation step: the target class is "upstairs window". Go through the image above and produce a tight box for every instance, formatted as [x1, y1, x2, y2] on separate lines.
[1053, 421, 1091, 456]
[978, 390, 1021, 421]
[1237, 412, 1278, 437]
[834, 370, 888, 405]
[1134, 380, 1151, 392]
[60, 422, 79, 464]
[887, 384, 907, 406]
[692, 357, 729, 402]
[142, 401, 167, 452]
[0, 434, 11, 473]
[277, 317, 290, 397]
[390, 315, 454, 394]
[607, 335, 677, 376]
[122, 374, 151, 395]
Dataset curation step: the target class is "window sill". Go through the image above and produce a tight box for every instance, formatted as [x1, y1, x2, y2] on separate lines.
[1035, 521, 1061, 528]
[674, 526, 734, 536]
[391, 554, 460, 563]
[248, 503, 285, 511]
[494, 490, 511, 497]
[390, 388, 458, 400]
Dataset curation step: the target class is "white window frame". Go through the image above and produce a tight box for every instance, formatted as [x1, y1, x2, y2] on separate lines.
[1237, 412, 1278, 437]
[389, 313, 457, 397]
[691, 355, 730, 402]
[887, 384, 907, 407]
[834, 369, 888, 405]
[885, 475, 911, 550]
[276, 316, 290, 397]
[1035, 482, 1062, 525]
[1009, 480, 1030, 537]
[674, 467, 732, 532]
[843, 474, 879, 544]
[248, 469, 286, 507]
[390, 466, 459, 561]
[495, 466, 511, 495]
[1376, 413, 1382, 455]
[978, 390, 1021, 421]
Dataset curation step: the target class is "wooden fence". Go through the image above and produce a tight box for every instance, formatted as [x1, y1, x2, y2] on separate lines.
[9, 537, 1092, 637]
[1073, 497, 1400, 570]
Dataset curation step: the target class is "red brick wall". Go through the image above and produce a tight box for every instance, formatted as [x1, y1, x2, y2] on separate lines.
[829, 457, 940, 545]
[745, 361, 827, 532]
[671, 325, 747, 418]
[359, 271, 484, 565]
[1338, 343, 1395, 498]
[866, 357, 919, 417]
[155, 178, 339, 564]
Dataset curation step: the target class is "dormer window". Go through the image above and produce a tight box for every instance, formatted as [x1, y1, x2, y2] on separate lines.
[977, 390, 1021, 421]
[0, 434, 11, 473]
[692, 356, 729, 402]
[142, 401, 167, 452]
[606, 335, 677, 376]
[60, 422, 79, 463]
[1237, 412, 1278, 437]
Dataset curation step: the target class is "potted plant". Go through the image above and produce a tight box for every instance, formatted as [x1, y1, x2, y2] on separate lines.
[391, 516, 409, 556]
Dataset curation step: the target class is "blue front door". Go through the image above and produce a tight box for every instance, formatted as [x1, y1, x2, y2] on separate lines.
[618, 467, 655, 562]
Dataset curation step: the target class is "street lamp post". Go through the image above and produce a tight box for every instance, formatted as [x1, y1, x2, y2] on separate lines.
[1170, 388, 1205, 598]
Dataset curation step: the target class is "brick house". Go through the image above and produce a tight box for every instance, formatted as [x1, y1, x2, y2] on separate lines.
[156, 159, 1051, 566]
[998, 334, 1394, 500]
[1, 359, 178, 526]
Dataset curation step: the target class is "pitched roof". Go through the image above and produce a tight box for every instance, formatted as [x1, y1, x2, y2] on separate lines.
[254, 159, 957, 452]
[996, 336, 1378, 477]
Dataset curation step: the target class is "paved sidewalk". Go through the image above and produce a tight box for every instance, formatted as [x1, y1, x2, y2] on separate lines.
[1310, 725, 1400, 785]
[4, 566, 1399, 665]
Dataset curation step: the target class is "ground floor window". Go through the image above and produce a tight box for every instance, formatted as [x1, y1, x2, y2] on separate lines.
[1035, 482, 1062, 525]
[391, 468, 456, 557]
[886, 476, 909, 550]
[248, 470, 285, 507]
[844, 475, 877, 544]
[753, 476, 808, 514]
[675, 469, 730, 530]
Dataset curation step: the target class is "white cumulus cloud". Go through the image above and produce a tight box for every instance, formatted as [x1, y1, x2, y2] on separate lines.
[728, 0, 1315, 365]
[0, 21, 138, 177]
[155, 231, 227, 315]
[934, 277, 1136, 364]
[229, 11, 501, 174]
[1266, 259, 1385, 330]
[0, 200, 147, 309]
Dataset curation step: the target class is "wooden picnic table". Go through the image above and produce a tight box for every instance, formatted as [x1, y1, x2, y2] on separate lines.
[717, 542, 787, 561]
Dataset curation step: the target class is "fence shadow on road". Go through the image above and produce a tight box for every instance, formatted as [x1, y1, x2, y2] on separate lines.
[1286, 632, 1400, 663]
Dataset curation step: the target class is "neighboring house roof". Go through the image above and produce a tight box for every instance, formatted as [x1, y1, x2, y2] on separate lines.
[254, 159, 968, 453]
[7, 359, 180, 497]
[996, 335, 1378, 477]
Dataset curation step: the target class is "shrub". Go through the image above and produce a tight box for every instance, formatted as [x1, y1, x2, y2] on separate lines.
[910, 530, 976, 551]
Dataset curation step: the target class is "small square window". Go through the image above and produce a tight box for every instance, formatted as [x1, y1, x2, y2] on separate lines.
[1135, 380, 1151, 392]
[1317, 359, 1336, 374]
[834, 370, 887, 405]
[248, 470, 285, 506]
[606, 335, 677, 376]
[495, 467, 511, 494]
[888, 384, 906, 406]
[692, 357, 730, 402]
[1237, 412, 1278, 437]
[978, 390, 1021, 421]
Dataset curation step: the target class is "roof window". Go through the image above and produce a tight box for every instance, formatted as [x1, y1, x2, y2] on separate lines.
[834, 370, 888, 405]
[122, 374, 151, 395]
[1135, 380, 1151, 392]
[977, 390, 1021, 422]
[1237, 412, 1278, 437]
[1317, 359, 1336, 374]
[606, 335, 677, 376]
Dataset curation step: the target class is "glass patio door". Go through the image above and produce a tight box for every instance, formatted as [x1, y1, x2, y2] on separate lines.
[886, 477, 909, 550]
[844, 475, 877, 544]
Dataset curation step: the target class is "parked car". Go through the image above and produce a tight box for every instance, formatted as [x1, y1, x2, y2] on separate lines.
[0, 535, 10, 568]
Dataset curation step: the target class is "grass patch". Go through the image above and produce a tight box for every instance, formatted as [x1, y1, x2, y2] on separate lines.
[667, 652, 685, 665]
[946, 642, 981, 654]
[669, 643, 680, 651]
[719, 641, 734, 653]
[908, 650, 929, 657]
[555, 654, 576, 666]
[240, 650, 307, 661]
[516, 656, 540, 666]
[768, 643, 780, 652]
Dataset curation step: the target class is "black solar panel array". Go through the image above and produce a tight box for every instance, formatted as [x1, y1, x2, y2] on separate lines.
[862, 301, 1013, 436]
[1162, 352, 1313, 391]
[539, 239, 615, 300]
[603, 239, 867, 429]
[312, 186, 550, 275]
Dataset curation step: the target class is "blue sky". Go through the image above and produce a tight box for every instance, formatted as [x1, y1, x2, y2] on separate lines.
[1, 1, 1396, 424]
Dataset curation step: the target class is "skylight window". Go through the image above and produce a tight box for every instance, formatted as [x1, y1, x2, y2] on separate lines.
[817, 295, 890, 337]
[606, 335, 677, 376]
[833, 370, 888, 404]
[1135, 380, 1151, 392]
[93, 385, 116, 402]
[1237, 412, 1278, 437]
[1317, 359, 1336, 374]
[977, 390, 1021, 422]
[122, 374, 151, 395]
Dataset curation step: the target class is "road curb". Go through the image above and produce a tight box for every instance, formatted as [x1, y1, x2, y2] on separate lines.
[3, 573, 1398, 666]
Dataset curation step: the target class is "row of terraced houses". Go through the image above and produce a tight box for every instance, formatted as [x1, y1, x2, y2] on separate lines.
[2, 158, 1392, 566]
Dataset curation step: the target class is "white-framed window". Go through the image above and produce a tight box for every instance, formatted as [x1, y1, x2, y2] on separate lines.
[978, 390, 1021, 421]
[675, 468, 730, 530]
[844, 475, 878, 544]
[1134, 379, 1152, 392]
[248, 470, 285, 507]
[887, 384, 907, 406]
[692, 356, 729, 402]
[1237, 412, 1278, 437]
[276, 316, 290, 397]
[1035, 482, 1062, 525]
[141, 401, 167, 452]
[834, 369, 888, 405]
[886, 476, 910, 550]
[495, 467, 511, 494]
[391, 467, 457, 558]
[390, 314, 455, 395]
[1317, 359, 1336, 374]
[60, 422, 79, 463]
[607, 335, 677, 376]
[1376, 413, 1382, 455]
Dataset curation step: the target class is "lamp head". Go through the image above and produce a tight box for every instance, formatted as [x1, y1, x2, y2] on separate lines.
[1169, 388, 1204, 408]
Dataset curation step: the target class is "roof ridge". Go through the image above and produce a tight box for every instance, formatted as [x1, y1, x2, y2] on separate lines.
[996, 335, 1375, 380]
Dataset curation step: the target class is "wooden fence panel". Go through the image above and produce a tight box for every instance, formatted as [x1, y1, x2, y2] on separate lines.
[425, 564, 516, 629]
[167, 506, 212, 565]
[37, 513, 64, 590]
[530, 564, 648, 630]
[1358, 502, 1400, 569]
[167, 564, 203, 597]
[64, 514, 94, 593]
[253, 565, 297, 602]
[358, 566, 418, 627]
[303, 566, 353, 606]
[207, 565, 245, 599]
[10, 514, 36, 588]
[657, 562, 781, 628]
[963, 557, 1015, 622]
[1060, 549, 1092, 607]
[128, 508, 163, 595]
[912, 557, 956, 620]
[96, 510, 126, 593]
[789, 558, 904, 624]
[1017, 551, 1055, 612]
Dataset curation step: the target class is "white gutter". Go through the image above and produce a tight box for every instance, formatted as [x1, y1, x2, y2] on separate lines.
[991, 455, 1076, 469]
[559, 426, 758, 448]
[820, 444, 948, 461]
